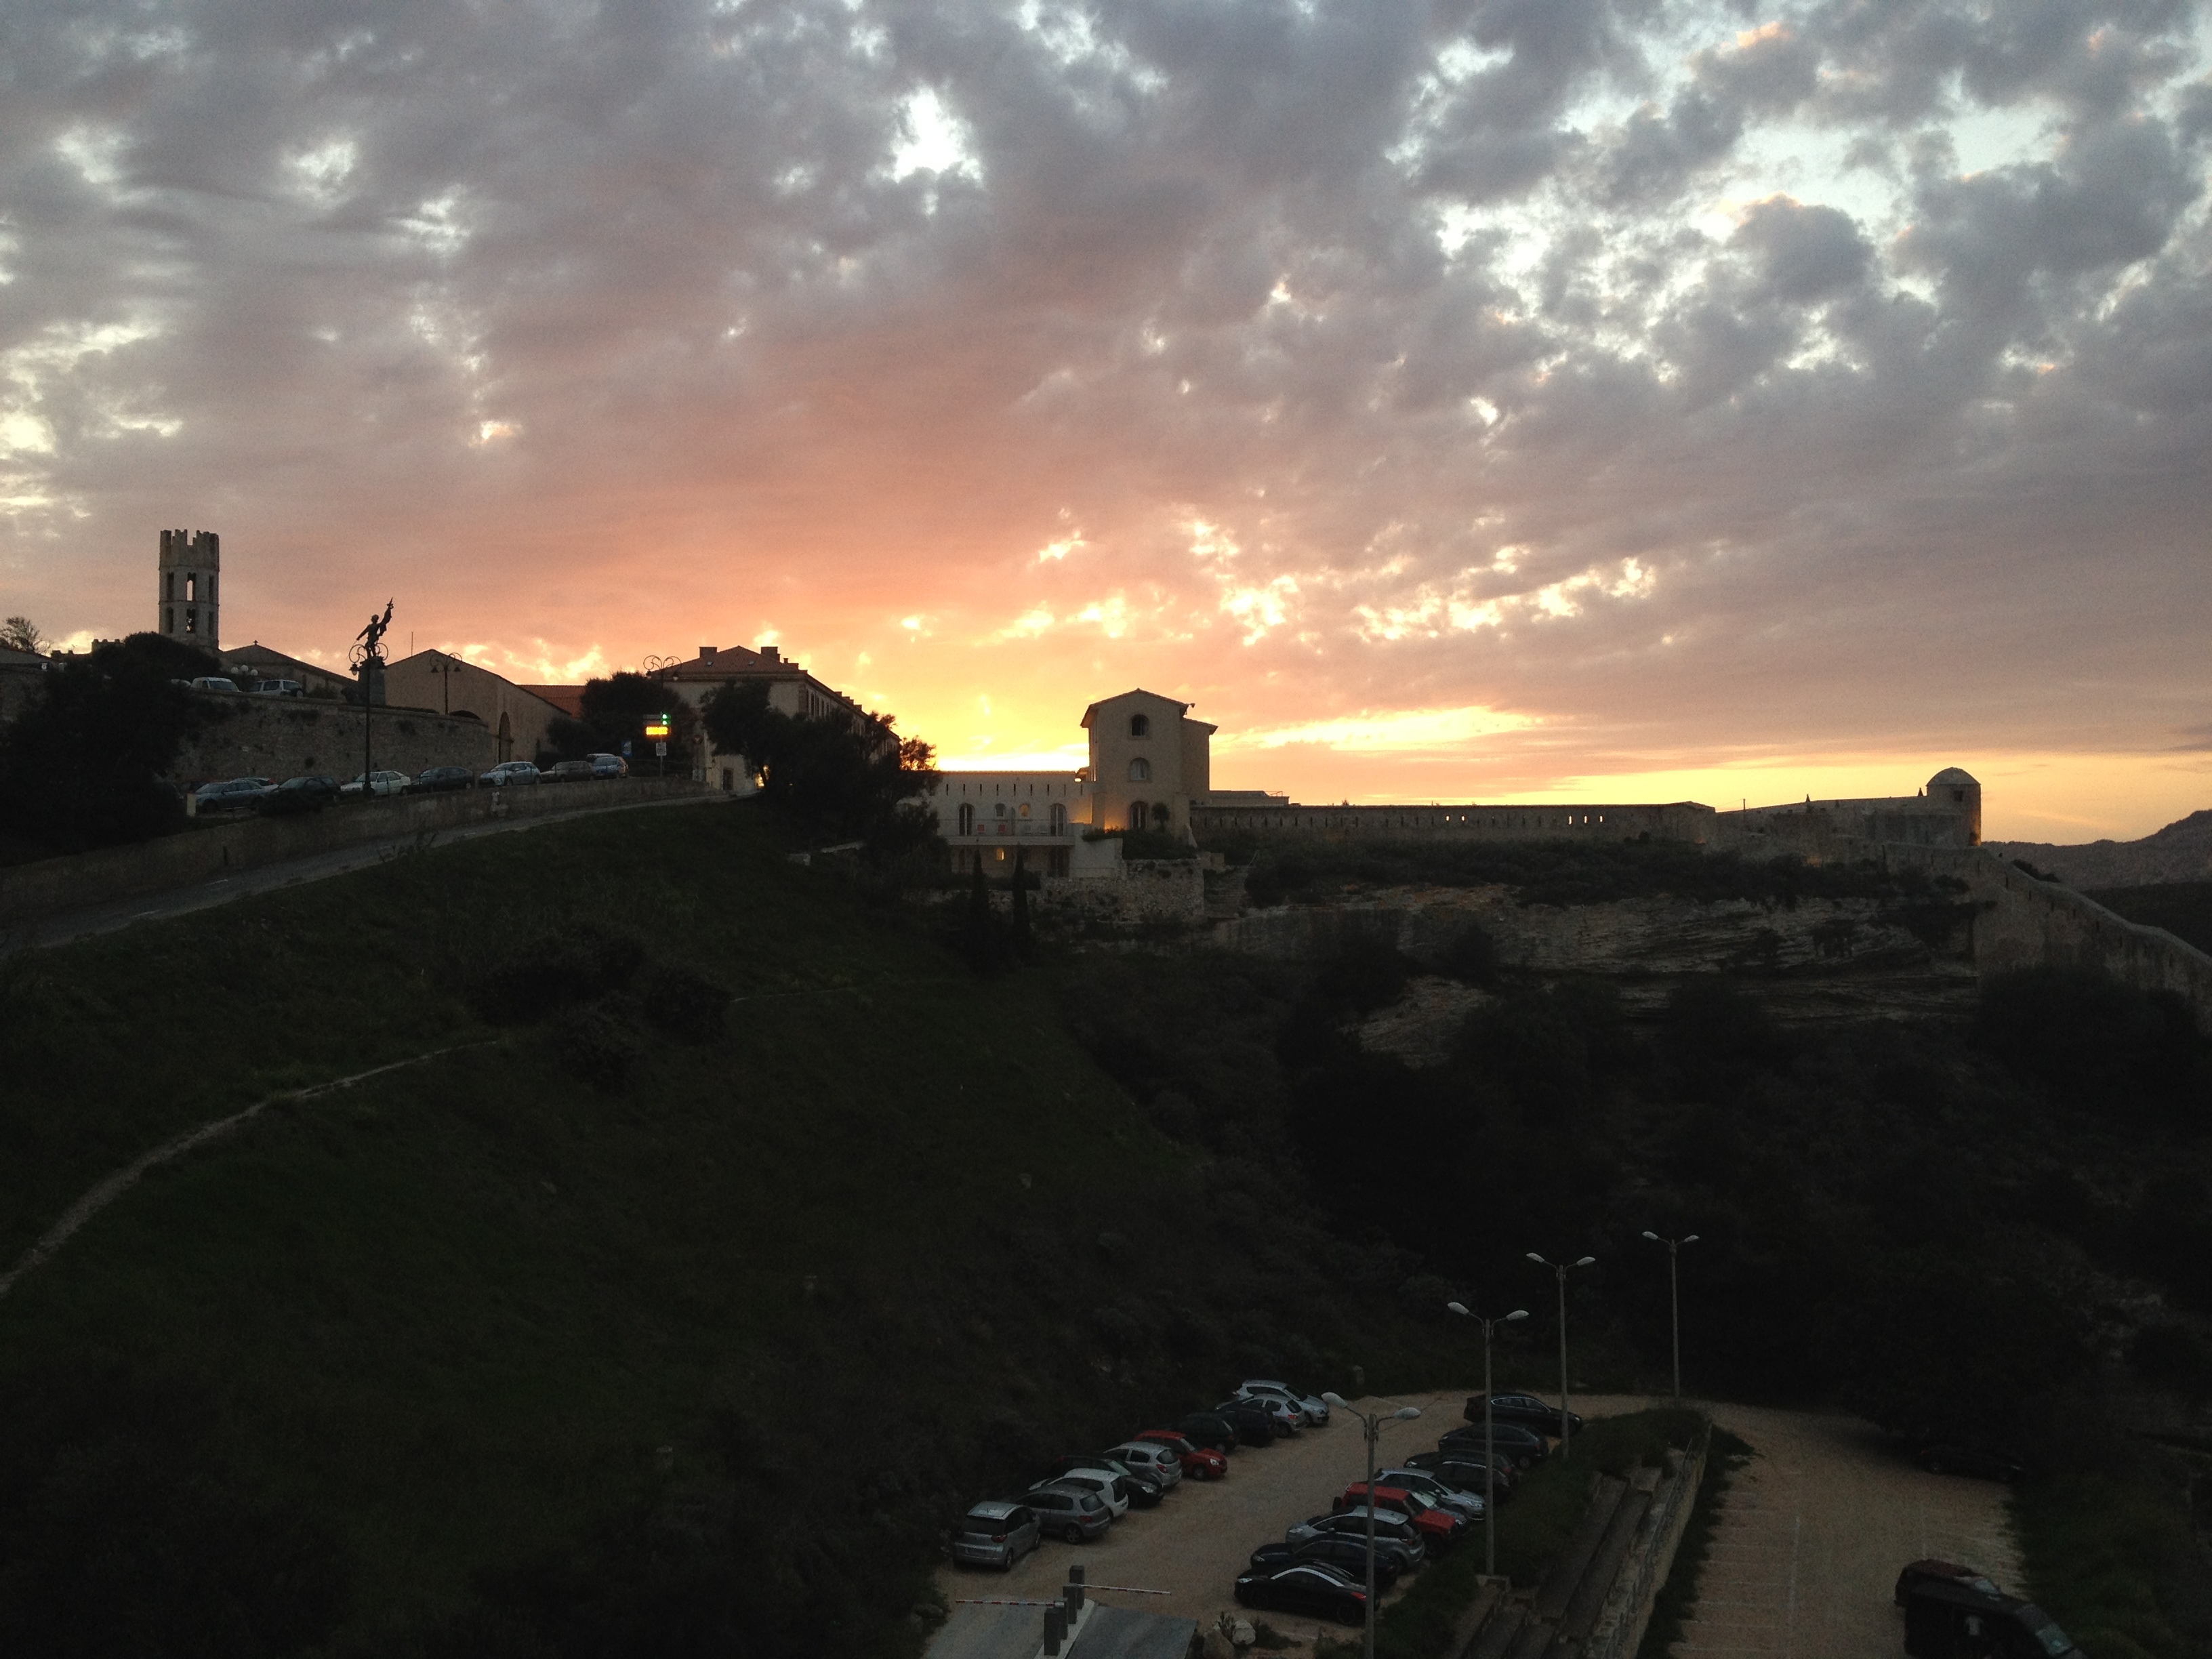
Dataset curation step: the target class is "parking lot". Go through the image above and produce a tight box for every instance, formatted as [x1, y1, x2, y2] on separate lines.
[934, 1388, 1468, 1643]
[933, 1393, 2024, 1654]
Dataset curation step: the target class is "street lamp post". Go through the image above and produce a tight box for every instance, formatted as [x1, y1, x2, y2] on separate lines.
[1641, 1231, 1698, 1404]
[1446, 1301, 1528, 1576]
[1319, 1391, 1422, 1659]
[1526, 1253, 1596, 1458]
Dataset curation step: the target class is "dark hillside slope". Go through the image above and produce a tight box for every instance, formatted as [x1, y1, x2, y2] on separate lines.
[0, 804, 1436, 1658]
[2086, 881, 2212, 956]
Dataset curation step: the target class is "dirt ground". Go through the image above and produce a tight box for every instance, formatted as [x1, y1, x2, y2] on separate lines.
[930, 1391, 2021, 1655]
[934, 1388, 1470, 1645]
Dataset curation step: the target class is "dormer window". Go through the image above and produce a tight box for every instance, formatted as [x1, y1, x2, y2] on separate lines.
[1129, 714, 1149, 738]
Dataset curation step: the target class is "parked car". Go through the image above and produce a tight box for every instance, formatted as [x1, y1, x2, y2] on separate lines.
[247, 678, 305, 697]
[587, 752, 628, 777]
[1894, 1559, 2002, 1607]
[1174, 1410, 1251, 1452]
[1020, 1481, 1112, 1544]
[1406, 1446, 1519, 1496]
[1134, 1429, 1229, 1480]
[1374, 1468, 1486, 1522]
[340, 770, 409, 798]
[947, 1501, 1041, 1571]
[1233, 1562, 1369, 1626]
[1073, 1454, 1164, 1507]
[546, 758, 598, 783]
[1914, 1443, 2024, 1483]
[1219, 1395, 1300, 1437]
[1248, 1537, 1410, 1588]
[411, 764, 476, 794]
[1902, 1578, 2080, 1659]
[255, 775, 340, 816]
[192, 777, 272, 814]
[1441, 1421, 1549, 1468]
[1037, 1467, 1129, 1520]
[1465, 1393, 1582, 1439]
[1336, 1483, 1462, 1547]
[1240, 1380, 1330, 1425]
[480, 760, 542, 787]
[1287, 1509, 1425, 1565]
[1102, 1441, 1183, 1490]
[186, 676, 240, 693]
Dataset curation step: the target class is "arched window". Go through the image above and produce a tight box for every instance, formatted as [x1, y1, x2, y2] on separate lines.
[1127, 800, 1147, 830]
[957, 803, 974, 835]
[1018, 801, 1031, 818]
[1049, 802, 1066, 832]
[1128, 757, 1151, 783]
[1129, 714, 1150, 738]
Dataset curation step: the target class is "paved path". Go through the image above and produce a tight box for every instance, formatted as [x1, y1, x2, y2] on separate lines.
[18, 791, 726, 949]
[1620, 1399, 2020, 1659]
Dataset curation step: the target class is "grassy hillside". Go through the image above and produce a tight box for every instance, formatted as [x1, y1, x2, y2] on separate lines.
[0, 803, 1448, 1656]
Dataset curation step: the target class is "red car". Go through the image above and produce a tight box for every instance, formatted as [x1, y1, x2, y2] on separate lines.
[1135, 1429, 1229, 1479]
[1335, 1483, 1461, 1548]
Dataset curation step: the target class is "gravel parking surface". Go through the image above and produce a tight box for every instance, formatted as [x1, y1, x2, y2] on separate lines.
[934, 1389, 1467, 1645]
[935, 1393, 2021, 1656]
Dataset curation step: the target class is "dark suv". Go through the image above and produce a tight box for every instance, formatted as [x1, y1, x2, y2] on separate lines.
[1465, 1393, 1581, 1437]
[1441, 1421, 1549, 1467]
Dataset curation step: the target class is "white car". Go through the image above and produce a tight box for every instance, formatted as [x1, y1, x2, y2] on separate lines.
[1239, 1381, 1326, 1426]
[340, 770, 409, 798]
[187, 675, 241, 693]
[479, 761, 542, 787]
[1046, 1469, 1130, 1520]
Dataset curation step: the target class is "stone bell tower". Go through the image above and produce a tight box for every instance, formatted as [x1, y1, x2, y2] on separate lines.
[158, 529, 220, 650]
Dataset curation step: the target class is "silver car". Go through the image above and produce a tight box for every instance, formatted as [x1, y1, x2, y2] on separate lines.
[480, 761, 542, 787]
[1241, 1379, 1330, 1425]
[1021, 1481, 1112, 1544]
[949, 1500, 1041, 1571]
[1103, 1441, 1182, 1490]
[1288, 1508, 1426, 1565]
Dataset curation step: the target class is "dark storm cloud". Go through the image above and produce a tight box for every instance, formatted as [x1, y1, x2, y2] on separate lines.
[1, 0, 2207, 780]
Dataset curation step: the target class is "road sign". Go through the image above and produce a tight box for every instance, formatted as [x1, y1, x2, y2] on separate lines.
[644, 714, 672, 739]
[621, 739, 632, 756]
[655, 741, 668, 757]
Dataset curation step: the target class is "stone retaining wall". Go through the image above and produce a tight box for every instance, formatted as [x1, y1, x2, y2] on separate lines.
[171, 695, 497, 787]
[0, 778, 716, 930]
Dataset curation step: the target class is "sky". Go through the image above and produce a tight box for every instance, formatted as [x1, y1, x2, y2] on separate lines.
[3, 0, 2209, 841]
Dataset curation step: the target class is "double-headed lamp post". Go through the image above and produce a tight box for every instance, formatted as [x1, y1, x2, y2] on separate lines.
[1526, 1253, 1597, 1458]
[1319, 1392, 1422, 1659]
[1641, 1231, 1698, 1404]
[1446, 1302, 1528, 1576]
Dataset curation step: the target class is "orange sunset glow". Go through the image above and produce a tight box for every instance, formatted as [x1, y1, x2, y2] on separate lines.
[5, 1, 2209, 842]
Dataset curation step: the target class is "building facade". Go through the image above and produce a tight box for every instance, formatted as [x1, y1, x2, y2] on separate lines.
[157, 529, 220, 650]
[382, 650, 573, 763]
[649, 642, 869, 790]
[1082, 689, 1216, 834]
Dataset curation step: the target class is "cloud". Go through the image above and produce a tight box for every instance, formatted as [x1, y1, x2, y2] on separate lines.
[0, 0, 2204, 835]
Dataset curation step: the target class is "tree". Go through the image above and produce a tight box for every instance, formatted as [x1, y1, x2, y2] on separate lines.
[1010, 847, 1033, 956]
[0, 617, 42, 654]
[0, 633, 220, 853]
[698, 680, 937, 851]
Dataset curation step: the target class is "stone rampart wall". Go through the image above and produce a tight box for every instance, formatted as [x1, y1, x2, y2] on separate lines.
[171, 696, 497, 787]
[1, 779, 716, 932]
[1036, 859, 1208, 928]
[1190, 800, 1715, 846]
[1715, 803, 1973, 851]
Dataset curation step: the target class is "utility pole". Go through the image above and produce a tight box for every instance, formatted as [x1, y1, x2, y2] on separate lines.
[1448, 1301, 1528, 1576]
[1527, 1253, 1596, 1458]
[1321, 1392, 1422, 1659]
[1642, 1231, 1699, 1404]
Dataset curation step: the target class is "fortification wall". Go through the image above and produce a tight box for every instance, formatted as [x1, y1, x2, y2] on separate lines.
[1037, 859, 1208, 928]
[171, 697, 497, 787]
[1189, 800, 1716, 846]
[1868, 844, 2212, 1027]
[1715, 803, 1973, 852]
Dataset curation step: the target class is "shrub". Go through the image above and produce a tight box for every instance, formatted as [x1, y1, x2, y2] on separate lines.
[468, 926, 647, 1025]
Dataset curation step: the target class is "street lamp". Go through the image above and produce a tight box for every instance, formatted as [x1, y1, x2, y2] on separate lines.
[1641, 1231, 1698, 1404]
[1526, 1253, 1597, 1458]
[1320, 1391, 1422, 1659]
[1446, 1301, 1528, 1576]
